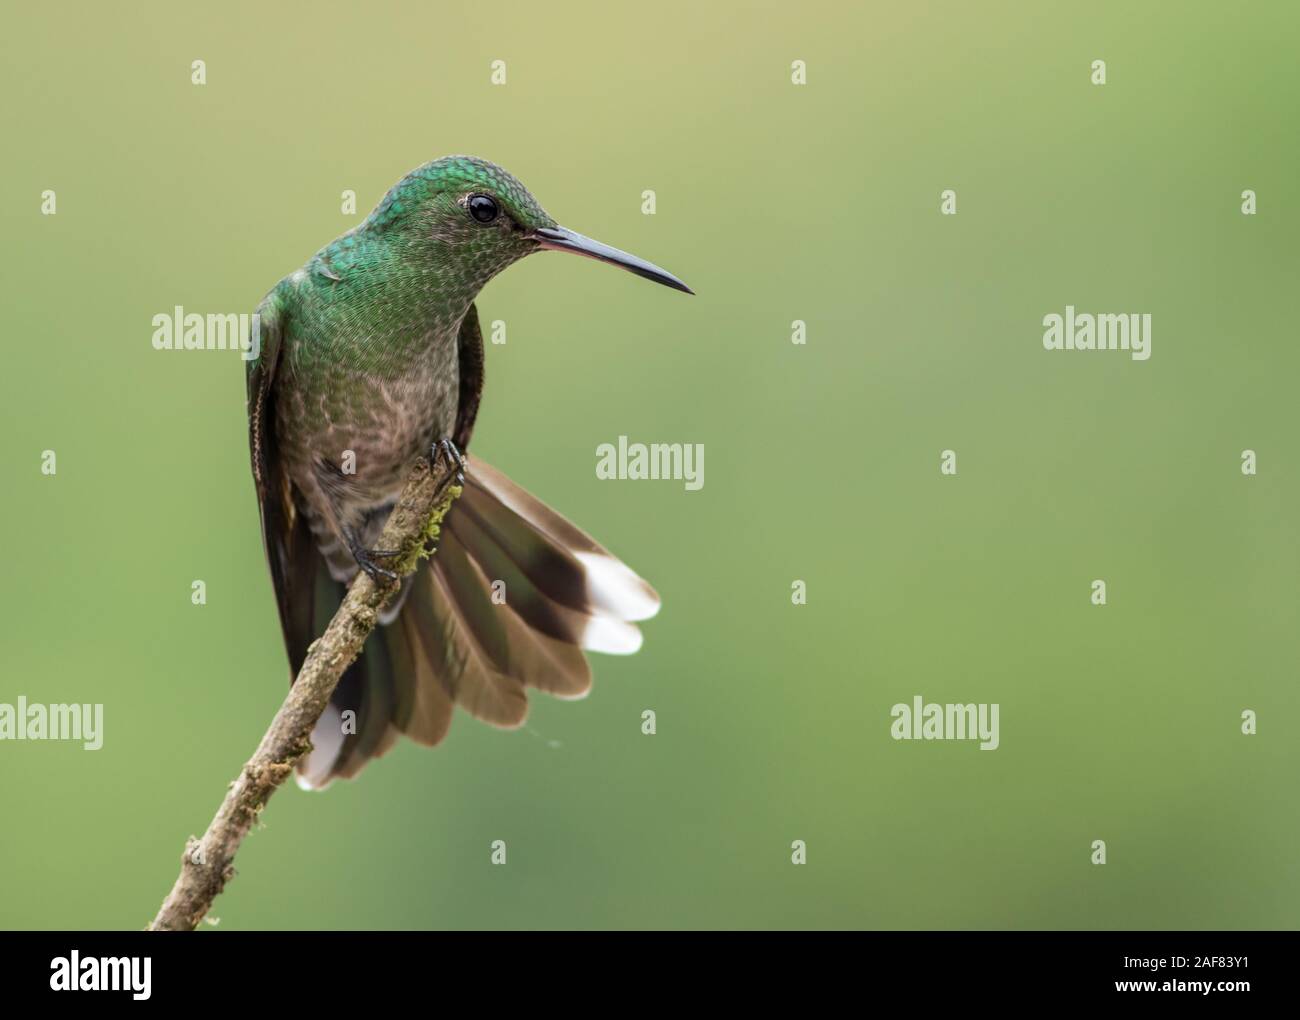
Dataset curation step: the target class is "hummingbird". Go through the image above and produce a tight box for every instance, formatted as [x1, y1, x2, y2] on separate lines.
[246, 156, 691, 789]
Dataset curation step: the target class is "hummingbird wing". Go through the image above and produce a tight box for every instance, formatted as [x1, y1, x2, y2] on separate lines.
[246, 288, 318, 675]
[453, 302, 484, 451]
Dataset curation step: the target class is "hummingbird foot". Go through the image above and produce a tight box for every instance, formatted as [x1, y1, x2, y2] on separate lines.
[344, 530, 402, 583]
[430, 437, 466, 495]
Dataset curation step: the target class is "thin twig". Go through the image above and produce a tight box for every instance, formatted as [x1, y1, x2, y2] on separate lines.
[148, 456, 461, 931]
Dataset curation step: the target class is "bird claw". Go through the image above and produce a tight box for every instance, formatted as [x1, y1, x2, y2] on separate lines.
[357, 553, 400, 583]
[346, 536, 401, 583]
[431, 437, 466, 493]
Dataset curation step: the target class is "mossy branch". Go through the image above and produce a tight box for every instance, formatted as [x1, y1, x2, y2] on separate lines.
[148, 456, 462, 932]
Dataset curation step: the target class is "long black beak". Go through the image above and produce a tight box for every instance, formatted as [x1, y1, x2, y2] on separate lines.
[533, 225, 693, 294]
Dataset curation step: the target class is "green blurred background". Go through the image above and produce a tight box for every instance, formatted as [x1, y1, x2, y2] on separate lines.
[2, 1, 1297, 929]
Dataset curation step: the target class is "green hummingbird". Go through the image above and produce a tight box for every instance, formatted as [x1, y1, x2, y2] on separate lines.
[246, 155, 691, 789]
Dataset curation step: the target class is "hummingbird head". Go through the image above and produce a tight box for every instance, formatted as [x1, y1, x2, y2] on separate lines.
[375, 155, 692, 295]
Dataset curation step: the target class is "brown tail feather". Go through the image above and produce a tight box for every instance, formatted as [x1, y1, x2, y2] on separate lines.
[438, 527, 593, 700]
[446, 502, 642, 655]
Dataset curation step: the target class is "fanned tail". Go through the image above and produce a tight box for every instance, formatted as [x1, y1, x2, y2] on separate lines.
[296, 456, 659, 789]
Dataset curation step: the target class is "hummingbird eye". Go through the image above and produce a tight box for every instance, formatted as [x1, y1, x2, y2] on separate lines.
[467, 194, 499, 224]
